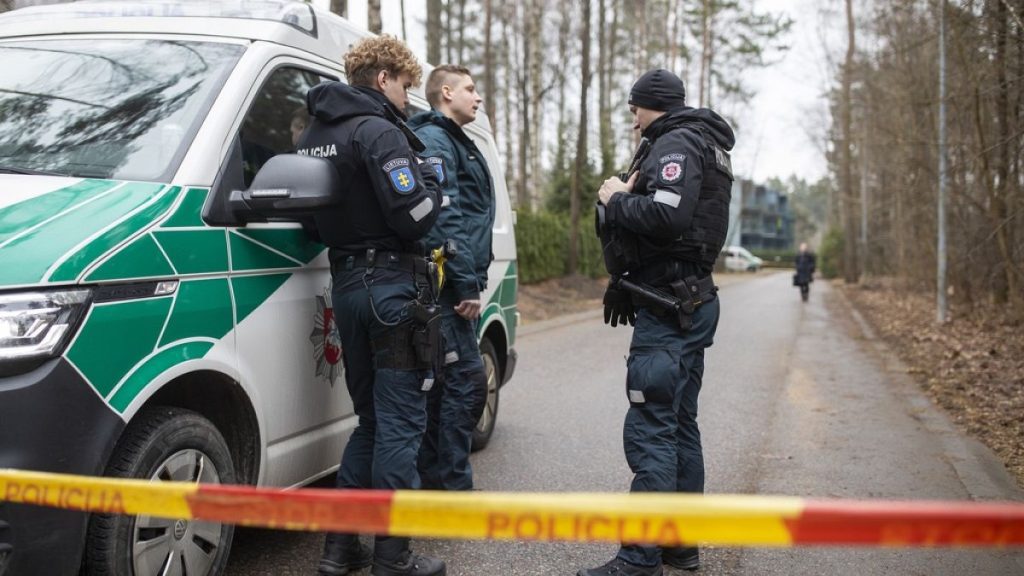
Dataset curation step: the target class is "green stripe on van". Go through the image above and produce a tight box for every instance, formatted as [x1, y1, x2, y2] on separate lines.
[86, 233, 175, 281]
[232, 273, 291, 325]
[236, 228, 326, 264]
[229, 232, 302, 271]
[0, 179, 119, 245]
[153, 229, 229, 275]
[109, 341, 214, 412]
[49, 187, 181, 282]
[67, 297, 173, 398]
[159, 279, 233, 347]
[0, 182, 164, 286]
[161, 188, 209, 228]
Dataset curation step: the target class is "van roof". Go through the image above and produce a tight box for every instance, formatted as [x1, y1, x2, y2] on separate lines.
[0, 0, 366, 65]
[0, 0, 498, 137]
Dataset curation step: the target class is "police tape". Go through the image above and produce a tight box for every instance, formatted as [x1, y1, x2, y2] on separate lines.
[2, 468, 1023, 547]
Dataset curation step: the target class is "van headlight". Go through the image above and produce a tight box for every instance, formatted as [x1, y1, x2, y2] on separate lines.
[0, 289, 91, 375]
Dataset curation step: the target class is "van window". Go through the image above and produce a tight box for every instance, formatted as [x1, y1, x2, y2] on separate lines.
[237, 67, 334, 187]
[0, 38, 243, 181]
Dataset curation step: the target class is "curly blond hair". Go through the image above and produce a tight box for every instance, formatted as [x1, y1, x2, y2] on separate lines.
[344, 34, 423, 88]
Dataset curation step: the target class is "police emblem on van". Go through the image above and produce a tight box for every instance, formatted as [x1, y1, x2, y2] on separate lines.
[309, 289, 343, 385]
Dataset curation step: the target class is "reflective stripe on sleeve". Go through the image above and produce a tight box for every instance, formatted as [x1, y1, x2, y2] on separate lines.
[410, 197, 434, 222]
[653, 190, 682, 208]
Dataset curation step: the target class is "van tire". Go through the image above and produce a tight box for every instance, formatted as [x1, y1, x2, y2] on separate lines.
[472, 338, 500, 452]
[84, 406, 235, 576]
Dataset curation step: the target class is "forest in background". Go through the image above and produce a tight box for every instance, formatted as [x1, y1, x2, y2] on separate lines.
[828, 0, 1023, 315]
[3, 0, 1021, 313]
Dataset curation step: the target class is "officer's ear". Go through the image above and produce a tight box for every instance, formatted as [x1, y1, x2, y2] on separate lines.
[375, 69, 390, 92]
[441, 83, 454, 103]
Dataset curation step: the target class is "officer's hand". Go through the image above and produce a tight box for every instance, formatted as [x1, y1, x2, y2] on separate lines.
[455, 299, 482, 320]
[598, 172, 636, 205]
[602, 283, 635, 328]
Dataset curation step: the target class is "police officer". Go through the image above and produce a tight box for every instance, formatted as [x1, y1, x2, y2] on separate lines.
[580, 69, 736, 576]
[408, 65, 494, 491]
[298, 35, 446, 576]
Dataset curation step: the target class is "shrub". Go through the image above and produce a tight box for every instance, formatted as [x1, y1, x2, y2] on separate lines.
[515, 208, 606, 284]
[819, 227, 843, 279]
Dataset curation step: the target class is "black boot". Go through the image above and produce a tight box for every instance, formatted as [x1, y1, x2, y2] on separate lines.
[371, 537, 445, 576]
[662, 547, 700, 571]
[577, 558, 663, 576]
[317, 533, 373, 576]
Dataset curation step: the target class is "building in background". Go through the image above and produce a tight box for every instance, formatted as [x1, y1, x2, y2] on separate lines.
[739, 182, 794, 251]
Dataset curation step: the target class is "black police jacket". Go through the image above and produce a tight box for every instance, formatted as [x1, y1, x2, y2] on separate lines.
[297, 82, 442, 254]
[408, 110, 495, 302]
[605, 107, 736, 276]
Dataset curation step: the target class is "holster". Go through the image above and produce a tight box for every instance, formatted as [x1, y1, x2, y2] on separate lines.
[625, 275, 717, 332]
[371, 300, 443, 373]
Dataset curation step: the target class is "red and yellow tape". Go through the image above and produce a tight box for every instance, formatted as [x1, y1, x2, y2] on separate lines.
[2, 468, 1023, 547]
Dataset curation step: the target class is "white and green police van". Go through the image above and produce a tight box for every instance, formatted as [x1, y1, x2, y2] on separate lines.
[0, 2, 518, 574]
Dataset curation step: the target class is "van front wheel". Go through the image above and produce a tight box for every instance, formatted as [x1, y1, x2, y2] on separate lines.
[472, 338, 500, 452]
[85, 406, 235, 576]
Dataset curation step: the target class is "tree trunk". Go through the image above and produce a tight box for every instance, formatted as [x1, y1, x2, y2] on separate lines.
[528, 0, 545, 205]
[484, 0, 496, 132]
[598, 0, 613, 175]
[400, 0, 408, 41]
[569, 0, 593, 275]
[517, 0, 531, 210]
[699, 0, 713, 107]
[367, 0, 381, 34]
[330, 0, 347, 18]
[457, 0, 467, 63]
[503, 5, 517, 199]
[427, 0, 442, 64]
[840, 0, 859, 283]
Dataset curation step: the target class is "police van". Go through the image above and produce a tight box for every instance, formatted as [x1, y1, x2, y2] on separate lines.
[0, 2, 518, 574]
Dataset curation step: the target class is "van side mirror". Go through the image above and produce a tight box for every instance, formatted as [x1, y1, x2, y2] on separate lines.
[227, 154, 341, 224]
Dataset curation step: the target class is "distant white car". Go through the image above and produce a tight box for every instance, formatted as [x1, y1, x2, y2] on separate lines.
[722, 246, 762, 272]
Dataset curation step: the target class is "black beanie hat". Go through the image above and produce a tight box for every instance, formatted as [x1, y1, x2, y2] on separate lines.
[629, 69, 686, 111]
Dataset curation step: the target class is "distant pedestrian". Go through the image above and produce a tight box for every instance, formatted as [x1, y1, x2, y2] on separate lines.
[794, 242, 816, 302]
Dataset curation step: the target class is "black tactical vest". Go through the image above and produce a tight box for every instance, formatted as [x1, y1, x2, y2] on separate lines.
[667, 123, 733, 269]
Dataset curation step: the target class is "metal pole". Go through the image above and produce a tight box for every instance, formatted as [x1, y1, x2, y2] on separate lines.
[937, 0, 948, 323]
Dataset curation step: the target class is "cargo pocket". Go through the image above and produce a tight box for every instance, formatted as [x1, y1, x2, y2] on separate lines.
[625, 349, 680, 406]
[439, 317, 459, 367]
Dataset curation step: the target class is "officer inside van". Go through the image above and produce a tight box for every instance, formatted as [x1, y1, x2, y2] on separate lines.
[583, 69, 735, 576]
[409, 65, 494, 492]
[296, 35, 446, 576]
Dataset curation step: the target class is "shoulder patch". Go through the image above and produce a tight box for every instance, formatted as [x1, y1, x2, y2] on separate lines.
[382, 157, 411, 172]
[659, 155, 686, 184]
[426, 156, 446, 184]
[383, 157, 416, 194]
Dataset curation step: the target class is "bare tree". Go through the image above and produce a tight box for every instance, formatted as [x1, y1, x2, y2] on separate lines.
[329, 0, 347, 18]
[569, 0, 592, 274]
[427, 0, 442, 64]
[367, 0, 381, 34]
[839, 0, 858, 283]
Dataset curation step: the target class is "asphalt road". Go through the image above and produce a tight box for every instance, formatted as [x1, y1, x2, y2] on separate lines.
[225, 272, 1024, 575]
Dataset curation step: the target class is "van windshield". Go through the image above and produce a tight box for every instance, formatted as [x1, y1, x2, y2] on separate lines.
[0, 38, 243, 181]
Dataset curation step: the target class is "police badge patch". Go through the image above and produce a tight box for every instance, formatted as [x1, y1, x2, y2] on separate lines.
[426, 156, 446, 184]
[383, 157, 416, 194]
[660, 159, 684, 184]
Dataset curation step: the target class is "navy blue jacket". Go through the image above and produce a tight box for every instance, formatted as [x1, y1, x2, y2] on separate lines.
[298, 82, 441, 254]
[606, 107, 735, 274]
[408, 110, 495, 302]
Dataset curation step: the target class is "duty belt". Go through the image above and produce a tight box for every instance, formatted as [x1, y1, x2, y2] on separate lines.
[329, 249, 429, 277]
[617, 274, 717, 331]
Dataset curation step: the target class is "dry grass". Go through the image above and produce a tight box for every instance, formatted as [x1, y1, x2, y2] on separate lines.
[842, 279, 1024, 488]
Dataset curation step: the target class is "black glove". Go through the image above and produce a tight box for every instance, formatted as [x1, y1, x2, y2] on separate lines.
[603, 281, 635, 327]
